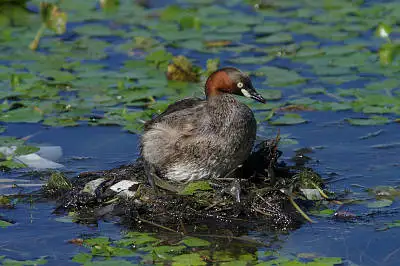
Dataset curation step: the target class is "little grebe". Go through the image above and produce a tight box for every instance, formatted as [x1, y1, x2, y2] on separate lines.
[140, 67, 266, 183]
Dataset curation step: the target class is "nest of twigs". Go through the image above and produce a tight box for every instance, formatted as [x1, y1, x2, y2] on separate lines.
[43, 132, 325, 234]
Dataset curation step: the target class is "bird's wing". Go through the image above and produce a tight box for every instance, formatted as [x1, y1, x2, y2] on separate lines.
[144, 97, 205, 131]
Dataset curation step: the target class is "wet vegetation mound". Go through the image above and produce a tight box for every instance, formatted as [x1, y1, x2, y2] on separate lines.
[43, 135, 327, 234]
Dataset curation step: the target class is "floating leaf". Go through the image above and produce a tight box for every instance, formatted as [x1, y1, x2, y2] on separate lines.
[41, 70, 76, 83]
[14, 145, 40, 156]
[258, 66, 305, 86]
[84, 237, 110, 246]
[82, 260, 135, 266]
[253, 23, 286, 34]
[179, 237, 211, 247]
[74, 24, 123, 37]
[180, 16, 201, 30]
[262, 90, 282, 100]
[382, 220, 400, 230]
[146, 49, 173, 69]
[0, 107, 43, 123]
[204, 40, 231, 48]
[228, 56, 274, 65]
[256, 33, 292, 44]
[71, 253, 92, 264]
[309, 208, 335, 217]
[0, 220, 13, 228]
[160, 5, 189, 21]
[367, 199, 393, 208]
[346, 116, 390, 126]
[270, 113, 307, 125]
[172, 253, 206, 266]
[1, 257, 48, 265]
[303, 88, 326, 95]
[43, 117, 79, 127]
[124, 232, 158, 245]
[100, 0, 120, 12]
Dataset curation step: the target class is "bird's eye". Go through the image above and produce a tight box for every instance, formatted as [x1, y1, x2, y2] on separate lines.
[237, 82, 244, 88]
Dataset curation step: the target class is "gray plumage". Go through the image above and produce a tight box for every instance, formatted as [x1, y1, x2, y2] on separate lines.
[140, 67, 264, 183]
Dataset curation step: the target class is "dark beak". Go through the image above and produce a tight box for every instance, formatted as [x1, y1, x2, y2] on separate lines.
[250, 90, 266, 103]
[244, 87, 266, 103]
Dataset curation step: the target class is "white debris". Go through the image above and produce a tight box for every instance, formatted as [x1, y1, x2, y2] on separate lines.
[110, 180, 139, 193]
[0, 145, 64, 169]
[16, 154, 64, 169]
[117, 190, 137, 199]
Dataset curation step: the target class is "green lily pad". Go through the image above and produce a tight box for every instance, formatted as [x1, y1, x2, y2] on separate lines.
[0, 107, 43, 123]
[256, 33, 292, 44]
[83, 260, 136, 266]
[1, 257, 48, 266]
[41, 70, 76, 83]
[74, 24, 125, 37]
[367, 199, 393, 208]
[303, 88, 326, 95]
[228, 56, 274, 65]
[14, 145, 40, 156]
[84, 237, 110, 246]
[124, 232, 158, 245]
[253, 23, 287, 34]
[172, 253, 206, 266]
[0, 220, 13, 228]
[43, 117, 79, 127]
[179, 237, 211, 247]
[346, 116, 391, 126]
[270, 113, 308, 125]
[383, 220, 400, 229]
[309, 208, 335, 217]
[71, 253, 92, 264]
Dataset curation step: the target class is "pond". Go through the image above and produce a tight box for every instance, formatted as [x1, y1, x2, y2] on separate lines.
[0, 0, 399, 265]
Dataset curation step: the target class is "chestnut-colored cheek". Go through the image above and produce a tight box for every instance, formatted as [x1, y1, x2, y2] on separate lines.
[206, 71, 233, 96]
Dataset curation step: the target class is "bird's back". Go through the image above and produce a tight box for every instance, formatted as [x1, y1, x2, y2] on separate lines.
[140, 95, 256, 182]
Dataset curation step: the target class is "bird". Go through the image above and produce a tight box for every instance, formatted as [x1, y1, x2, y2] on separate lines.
[140, 67, 266, 187]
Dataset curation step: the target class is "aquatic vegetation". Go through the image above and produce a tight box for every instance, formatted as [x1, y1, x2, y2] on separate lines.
[0, 256, 48, 265]
[0, 0, 399, 131]
[0, 0, 399, 265]
[67, 232, 343, 265]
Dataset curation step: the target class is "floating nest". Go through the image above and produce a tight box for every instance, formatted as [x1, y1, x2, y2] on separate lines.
[42, 134, 327, 234]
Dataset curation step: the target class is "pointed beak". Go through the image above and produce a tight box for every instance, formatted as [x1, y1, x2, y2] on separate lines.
[249, 90, 266, 103]
[241, 87, 266, 103]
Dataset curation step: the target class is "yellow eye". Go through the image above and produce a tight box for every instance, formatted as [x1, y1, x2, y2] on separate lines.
[237, 82, 244, 88]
